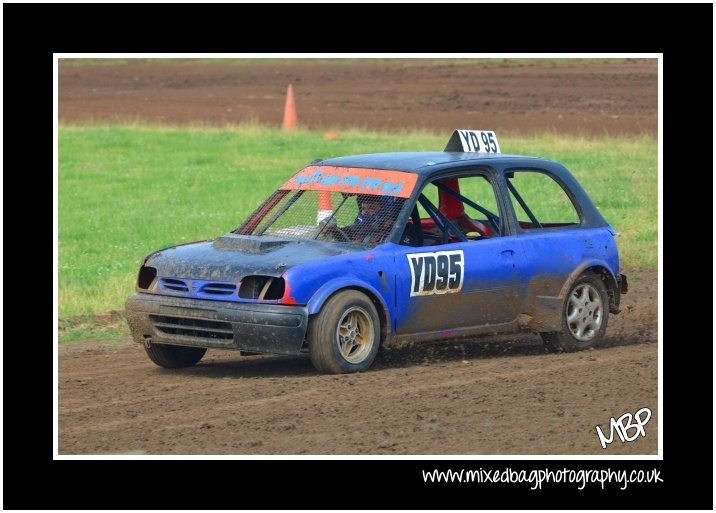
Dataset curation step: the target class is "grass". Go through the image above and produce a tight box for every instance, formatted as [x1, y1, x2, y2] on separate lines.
[58, 310, 129, 344]
[59, 324, 129, 345]
[58, 125, 657, 333]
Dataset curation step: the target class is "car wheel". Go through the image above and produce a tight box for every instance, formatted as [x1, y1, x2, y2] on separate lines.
[144, 343, 207, 368]
[542, 272, 608, 352]
[308, 290, 380, 374]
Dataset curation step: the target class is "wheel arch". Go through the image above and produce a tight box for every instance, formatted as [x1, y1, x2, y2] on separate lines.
[559, 261, 621, 313]
[307, 280, 392, 346]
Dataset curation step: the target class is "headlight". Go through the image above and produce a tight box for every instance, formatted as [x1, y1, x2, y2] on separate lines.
[137, 266, 157, 290]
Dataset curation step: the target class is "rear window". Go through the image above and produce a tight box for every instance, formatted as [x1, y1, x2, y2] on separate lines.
[505, 170, 580, 230]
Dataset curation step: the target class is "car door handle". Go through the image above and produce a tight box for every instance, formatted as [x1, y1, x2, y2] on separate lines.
[501, 249, 515, 257]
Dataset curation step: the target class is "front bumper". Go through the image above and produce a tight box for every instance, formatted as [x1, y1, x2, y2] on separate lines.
[125, 293, 309, 355]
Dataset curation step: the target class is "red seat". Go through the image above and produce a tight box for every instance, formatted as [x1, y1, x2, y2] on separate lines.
[436, 178, 492, 237]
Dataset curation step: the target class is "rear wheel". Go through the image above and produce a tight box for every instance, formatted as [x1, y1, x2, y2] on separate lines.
[144, 343, 207, 368]
[542, 273, 608, 352]
[308, 290, 380, 374]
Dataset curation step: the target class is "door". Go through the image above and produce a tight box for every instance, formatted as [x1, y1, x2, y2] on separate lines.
[392, 172, 527, 336]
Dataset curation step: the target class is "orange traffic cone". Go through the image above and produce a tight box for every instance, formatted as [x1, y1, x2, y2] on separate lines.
[282, 84, 297, 131]
[317, 191, 334, 223]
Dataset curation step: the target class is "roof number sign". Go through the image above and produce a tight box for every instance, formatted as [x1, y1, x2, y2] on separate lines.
[444, 129, 501, 153]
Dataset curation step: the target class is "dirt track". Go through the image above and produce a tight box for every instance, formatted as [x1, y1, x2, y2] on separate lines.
[59, 271, 657, 455]
[58, 59, 658, 455]
[59, 58, 657, 135]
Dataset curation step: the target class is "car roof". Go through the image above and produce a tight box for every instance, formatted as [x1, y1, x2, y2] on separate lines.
[318, 151, 555, 175]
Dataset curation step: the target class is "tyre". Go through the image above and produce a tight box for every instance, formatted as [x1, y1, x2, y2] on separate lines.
[144, 343, 207, 368]
[542, 273, 608, 352]
[308, 290, 381, 374]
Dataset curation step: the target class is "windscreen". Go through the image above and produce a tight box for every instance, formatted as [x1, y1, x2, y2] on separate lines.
[237, 166, 416, 247]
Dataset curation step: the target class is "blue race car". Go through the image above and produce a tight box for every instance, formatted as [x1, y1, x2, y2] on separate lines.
[125, 130, 627, 374]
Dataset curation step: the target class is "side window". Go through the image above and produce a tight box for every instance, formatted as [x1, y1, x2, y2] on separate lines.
[415, 181, 439, 220]
[505, 170, 580, 230]
[454, 175, 501, 236]
[401, 173, 502, 247]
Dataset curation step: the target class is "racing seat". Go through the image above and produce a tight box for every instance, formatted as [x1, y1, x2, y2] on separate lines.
[437, 180, 492, 238]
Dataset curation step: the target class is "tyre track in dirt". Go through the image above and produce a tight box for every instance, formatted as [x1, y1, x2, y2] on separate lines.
[59, 269, 657, 455]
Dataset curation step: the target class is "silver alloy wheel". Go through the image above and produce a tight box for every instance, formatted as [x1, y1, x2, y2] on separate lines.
[566, 283, 604, 341]
[335, 306, 375, 363]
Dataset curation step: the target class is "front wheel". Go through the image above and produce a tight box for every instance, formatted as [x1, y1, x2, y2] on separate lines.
[542, 273, 608, 352]
[308, 290, 380, 374]
[144, 343, 207, 368]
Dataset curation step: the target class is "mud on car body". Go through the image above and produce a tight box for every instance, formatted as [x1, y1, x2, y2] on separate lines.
[125, 130, 627, 374]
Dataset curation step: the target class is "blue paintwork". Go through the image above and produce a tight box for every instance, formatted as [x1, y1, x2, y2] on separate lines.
[144, 234, 354, 282]
[391, 237, 528, 332]
[130, 150, 623, 351]
[319, 152, 550, 174]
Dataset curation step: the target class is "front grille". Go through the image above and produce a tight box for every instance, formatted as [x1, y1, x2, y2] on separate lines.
[201, 282, 236, 296]
[161, 278, 189, 292]
[149, 315, 234, 341]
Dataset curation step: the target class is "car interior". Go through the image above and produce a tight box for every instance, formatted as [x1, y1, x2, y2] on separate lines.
[400, 177, 500, 246]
